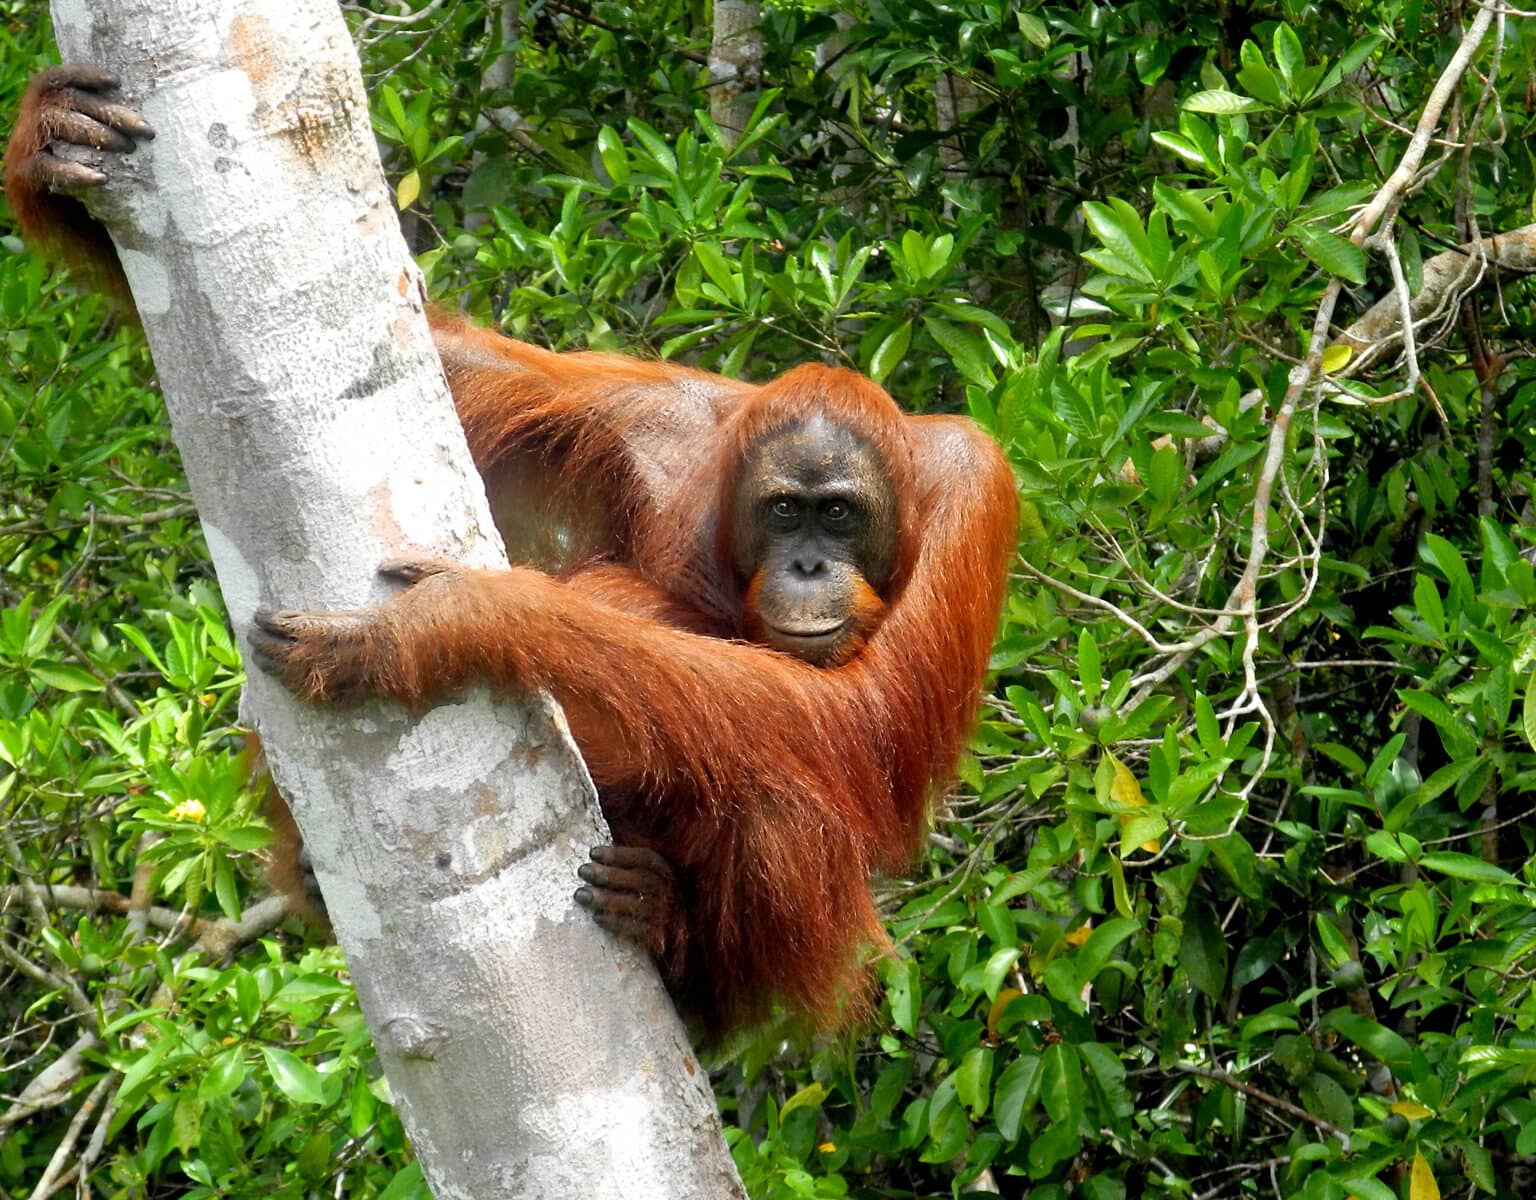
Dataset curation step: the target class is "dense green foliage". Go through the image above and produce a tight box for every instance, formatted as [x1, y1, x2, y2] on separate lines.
[4, 2, 1536, 1197]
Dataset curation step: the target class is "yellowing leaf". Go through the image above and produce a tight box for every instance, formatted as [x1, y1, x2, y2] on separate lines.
[1391, 1099, 1435, 1120]
[987, 988, 1022, 1040]
[1108, 753, 1144, 807]
[1321, 342, 1354, 373]
[1107, 753, 1160, 852]
[817, 1142, 837, 1153]
[780, 1081, 827, 1118]
[1065, 923, 1093, 946]
[1410, 1149, 1440, 1200]
[1018, 498, 1046, 540]
[396, 168, 421, 210]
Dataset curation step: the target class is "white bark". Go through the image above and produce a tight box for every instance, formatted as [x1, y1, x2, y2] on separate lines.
[708, 0, 763, 148]
[49, 2, 743, 1196]
[934, 72, 980, 175]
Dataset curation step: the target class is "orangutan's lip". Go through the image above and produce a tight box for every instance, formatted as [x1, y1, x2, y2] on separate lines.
[766, 620, 848, 645]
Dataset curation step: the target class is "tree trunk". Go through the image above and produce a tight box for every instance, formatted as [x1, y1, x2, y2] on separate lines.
[934, 72, 980, 177]
[708, 0, 763, 148]
[47, 2, 743, 1196]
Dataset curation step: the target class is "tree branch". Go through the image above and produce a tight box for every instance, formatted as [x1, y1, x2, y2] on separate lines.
[1334, 223, 1536, 372]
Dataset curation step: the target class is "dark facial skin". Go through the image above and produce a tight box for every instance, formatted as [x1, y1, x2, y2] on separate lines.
[730, 415, 899, 664]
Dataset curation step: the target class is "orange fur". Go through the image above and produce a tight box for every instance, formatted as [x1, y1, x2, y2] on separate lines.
[8, 81, 1020, 1037]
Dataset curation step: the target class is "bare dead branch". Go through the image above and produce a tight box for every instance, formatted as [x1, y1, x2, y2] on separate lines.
[1335, 223, 1536, 371]
[28, 1072, 114, 1200]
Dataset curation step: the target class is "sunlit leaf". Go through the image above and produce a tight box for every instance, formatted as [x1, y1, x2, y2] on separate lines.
[261, 1047, 326, 1106]
[1321, 342, 1353, 373]
[1183, 89, 1273, 114]
[780, 1082, 827, 1117]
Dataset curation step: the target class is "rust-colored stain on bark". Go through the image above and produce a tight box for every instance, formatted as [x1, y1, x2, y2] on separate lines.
[365, 478, 404, 544]
[228, 13, 279, 92]
[227, 12, 357, 163]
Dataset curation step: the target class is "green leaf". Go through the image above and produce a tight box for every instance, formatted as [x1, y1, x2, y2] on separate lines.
[1400, 224, 1423, 294]
[217, 825, 273, 852]
[29, 663, 103, 692]
[625, 118, 676, 175]
[116, 1026, 175, 1108]
[596, 126, 629, 185]
[1398, 690, 1478, 756]
[1422, 532, 1476, 606]
[1412, 574, 1446, 640]
[922, 315, 993, 385]
[172, 1094, 203, 1154]
[1365, 733, 1407, 790]
[1135, 41, 1172, 85]
[199, 1047, 247, 1100]
[1323, 1010, 1413, 1071]
[1017, 11, 1050, 48]
[1236, 53, 1286, 108]
[869, 319, 912, 385]
[1523, 670, 1536, 753]
[1417, 852, 1517, 884]
[1077, 630, 1102, 705]
[381, 85, 408, 133]
[980, 947, 1023, 999]
[955, 1047, 994, 1118]
[213, 856, 241, 922]
[923, 1092, 970, 1162]
[1151, 131, 1212, 168]
[1082, 201, 1155, 283]
[1314, 913, 1351, 965]
[261, 1047, 326, 1106]
[886, 957, 920, 1035]
[116, 623, 170, 676]
[1120, 812, 1167, 856]
[377, 1162, 427, 1200]
[1459, 1139, 1495, 1192]
[993, 1054, 1041, 1142]
[692, 242, 741, 307]
[1273, 24, 1305, 91]
[1338, 1176, 1397, 1200]
[1144, 410, 1218, 438]
[1075, 917, 1140, 984]
[1146, 444, 1183, 503]
[1183, 89, 1273, 114]
[1194, 692, 1222, 756]
[1039, 1043, 1084, 1129]
[1180, 905, 1229, 998]
[1293, 224, 1366, 284]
